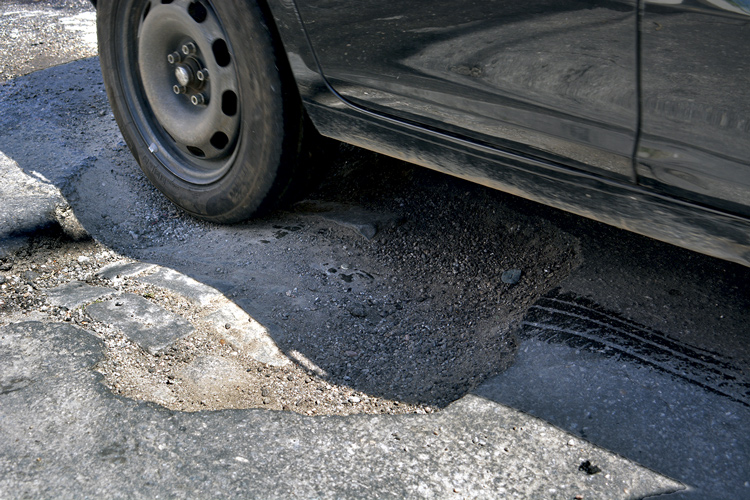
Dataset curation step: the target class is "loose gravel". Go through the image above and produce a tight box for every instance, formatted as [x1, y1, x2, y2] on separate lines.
[0, 0, 96, 83]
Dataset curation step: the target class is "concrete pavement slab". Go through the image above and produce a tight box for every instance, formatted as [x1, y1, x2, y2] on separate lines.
[85, 294, 194, 354]
[97, 260, 157, 282]
[205, 302, 290, 367]
[134, 266, 222, 306]
[45, 281, 114, 310]
[0, 320, 682, 499]
[477, 300, 750, 499]
[0, 151, 63, 241]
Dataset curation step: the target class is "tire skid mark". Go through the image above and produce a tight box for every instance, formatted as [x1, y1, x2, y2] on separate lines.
[520, 288, 750, 407]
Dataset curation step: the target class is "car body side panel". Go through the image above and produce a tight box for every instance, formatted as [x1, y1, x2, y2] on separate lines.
[263, 0, 750, 266]
[637, 0, 750, 216]
[304, 97, 750, 266]
[292, 0, 639, 183]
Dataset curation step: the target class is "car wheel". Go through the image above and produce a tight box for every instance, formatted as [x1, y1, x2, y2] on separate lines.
[97, 0, 305, 222]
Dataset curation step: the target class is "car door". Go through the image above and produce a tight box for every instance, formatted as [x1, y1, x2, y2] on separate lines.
[295, 0, 639, 182]
[637, 0, 750, 216]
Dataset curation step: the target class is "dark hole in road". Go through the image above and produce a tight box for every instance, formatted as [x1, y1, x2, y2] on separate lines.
[69, 140, 582, 414]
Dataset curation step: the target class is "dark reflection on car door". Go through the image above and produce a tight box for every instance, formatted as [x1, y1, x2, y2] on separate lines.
[638, 0, 750, 216]
[296, 0, 639, 182]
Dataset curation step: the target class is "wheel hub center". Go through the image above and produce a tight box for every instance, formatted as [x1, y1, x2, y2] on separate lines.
[175, 65, 192, 87]
[136, 1, 240, 171]
[167, 45, 208, 102]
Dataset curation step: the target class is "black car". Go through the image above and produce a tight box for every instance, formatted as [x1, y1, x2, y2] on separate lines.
[92, 0, 750, 266]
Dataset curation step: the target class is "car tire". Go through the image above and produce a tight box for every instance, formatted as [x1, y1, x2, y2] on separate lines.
[97, 0, 306, 222]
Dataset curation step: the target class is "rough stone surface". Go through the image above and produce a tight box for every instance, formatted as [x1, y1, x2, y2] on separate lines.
[97, 260, 157, 282]
[45, 281, 114, 310]
[478, 339, 749, 500]
[0, 321, 682, 500]
[85, 294, 194, 354]
[175, 355, 252, 401]
[134, 266, 222, 306]
[205, 302, 290, 367]
[0, 0, 97, 83]
[0, 151, 63, 240]
[295, 200, 400, 240]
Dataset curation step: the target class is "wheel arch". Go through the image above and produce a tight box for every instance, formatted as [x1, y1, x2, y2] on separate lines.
[255, 0, 346, 128]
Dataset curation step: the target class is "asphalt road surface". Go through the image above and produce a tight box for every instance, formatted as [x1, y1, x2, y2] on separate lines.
[0, 2, 748, 499]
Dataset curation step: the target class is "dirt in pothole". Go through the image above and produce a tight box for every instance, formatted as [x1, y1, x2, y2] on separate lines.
[0, 199, 579, 418]
[0, 232, 116, 324]
[61, 136, 582, 415]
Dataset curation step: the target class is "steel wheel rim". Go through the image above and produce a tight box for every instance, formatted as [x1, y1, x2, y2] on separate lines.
[120, 0, 242, 185]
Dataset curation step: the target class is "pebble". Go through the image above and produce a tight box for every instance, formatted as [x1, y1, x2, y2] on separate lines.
[23, 271, 39, 282]
[501, 269, 522, 285]
[348, 396, 361, 403]
[77, 256, 91, 264]
[346, 303, 367, 318]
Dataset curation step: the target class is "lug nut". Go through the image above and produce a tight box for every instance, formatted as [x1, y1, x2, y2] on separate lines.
[181, 42, 197, 55]
[167, 51, 182, 64]
[196, 68, 209, 82]
[191, 93, 208, 106]
[173, 85, 187, 95]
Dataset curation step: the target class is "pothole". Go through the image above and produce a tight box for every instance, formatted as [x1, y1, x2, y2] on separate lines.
[1, 65, 583, 415]
[1, 212, 580, 417]
[75, 183, 581, 416]
[82, 267, 443, 416]
[3, 154, 582, 417]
